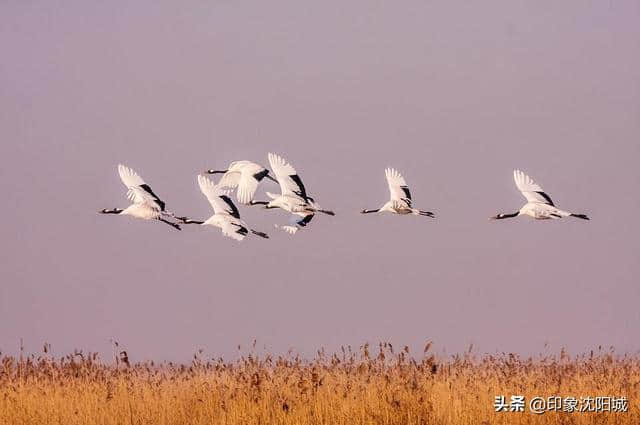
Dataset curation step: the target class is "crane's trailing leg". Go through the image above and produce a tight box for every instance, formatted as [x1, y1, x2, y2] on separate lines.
[570, 213, 589, 220]
[157, 217, 182, 230]
[251, 229, 269, 238]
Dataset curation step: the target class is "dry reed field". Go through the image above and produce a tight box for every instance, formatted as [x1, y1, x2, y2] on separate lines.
[1, 342, 638, 425]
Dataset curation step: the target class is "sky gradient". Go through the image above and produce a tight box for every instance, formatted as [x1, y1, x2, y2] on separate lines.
[1, 0, 639, 362]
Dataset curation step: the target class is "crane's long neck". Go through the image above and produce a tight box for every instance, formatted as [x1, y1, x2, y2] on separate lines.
[494, 212, 519, 219]
[206, 169, 227, 175]
[361, 208, 380, 214]
[100, 208, 123, 214]
[175, 216, 205, 224]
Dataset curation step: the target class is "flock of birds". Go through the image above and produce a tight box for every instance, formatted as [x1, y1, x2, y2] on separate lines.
[100, 153, 589, 241]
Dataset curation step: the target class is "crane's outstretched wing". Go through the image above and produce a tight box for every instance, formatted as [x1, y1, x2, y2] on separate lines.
[513, 169, 554, 206]
[216, 161, 264, 205]
[197, 175, 241, 218]
[268, 153, 308, 201]
[385, 168, 412, 206]
[118, 164, 165, 210]
[236, 172, 260, 205]
[217, 171, 242, 189]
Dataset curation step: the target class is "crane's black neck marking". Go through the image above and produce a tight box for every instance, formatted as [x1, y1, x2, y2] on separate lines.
[361, 209, 380, 214]
[494, 212, 519, 219]
[253, 169, 269, 181]
[100, 208, 123, 214]
[207, 169, 227, 175]
[179, 217, 205, 224]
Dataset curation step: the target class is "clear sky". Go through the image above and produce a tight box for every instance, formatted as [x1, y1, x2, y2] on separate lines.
[1, 0, 639, 362]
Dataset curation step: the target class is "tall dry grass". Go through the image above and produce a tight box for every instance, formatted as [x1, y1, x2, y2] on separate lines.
[1, 342, 638, 425]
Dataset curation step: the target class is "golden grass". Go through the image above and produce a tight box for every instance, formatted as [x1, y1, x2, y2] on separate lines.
[1, 343, 638, 425]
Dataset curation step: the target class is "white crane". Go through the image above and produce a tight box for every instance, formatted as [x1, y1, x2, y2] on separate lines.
[206, 160, 278, 205]
[361, 168, 435, 217]
[100, 164, 181, 230]
[491, 169, 589, 221]
[177, 175, 269, 241]
[250, 153, 335, 220]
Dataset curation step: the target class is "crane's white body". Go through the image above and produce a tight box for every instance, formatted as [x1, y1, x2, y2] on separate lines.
[492, 170, 589, 221]
[264, 192, 315, 214]
[208, 160, 274, 205]
[518, 202, 572, 220]
[119, 203, 161, 220]
[361, 168, 435, 217]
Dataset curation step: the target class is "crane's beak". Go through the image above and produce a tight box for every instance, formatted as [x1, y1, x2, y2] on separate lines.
[265, 174, 278, 183]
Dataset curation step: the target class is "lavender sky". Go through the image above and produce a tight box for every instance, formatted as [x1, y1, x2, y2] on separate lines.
[1, 1, 639, 362]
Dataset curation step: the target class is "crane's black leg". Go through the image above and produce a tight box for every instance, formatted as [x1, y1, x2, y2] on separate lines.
[157, 217, 182, 230]
[570, 213, 590, 220]
[251, 229, 269, 239]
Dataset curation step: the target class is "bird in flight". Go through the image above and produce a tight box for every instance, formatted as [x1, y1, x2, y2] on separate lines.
[361, 168, 435, 217]
[206, 160, 278, 205]
[100, 164, 181, 230]
[491, 169, 589, 221]
[251, 153, 335, 233]
[176, 175, 269, 241]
